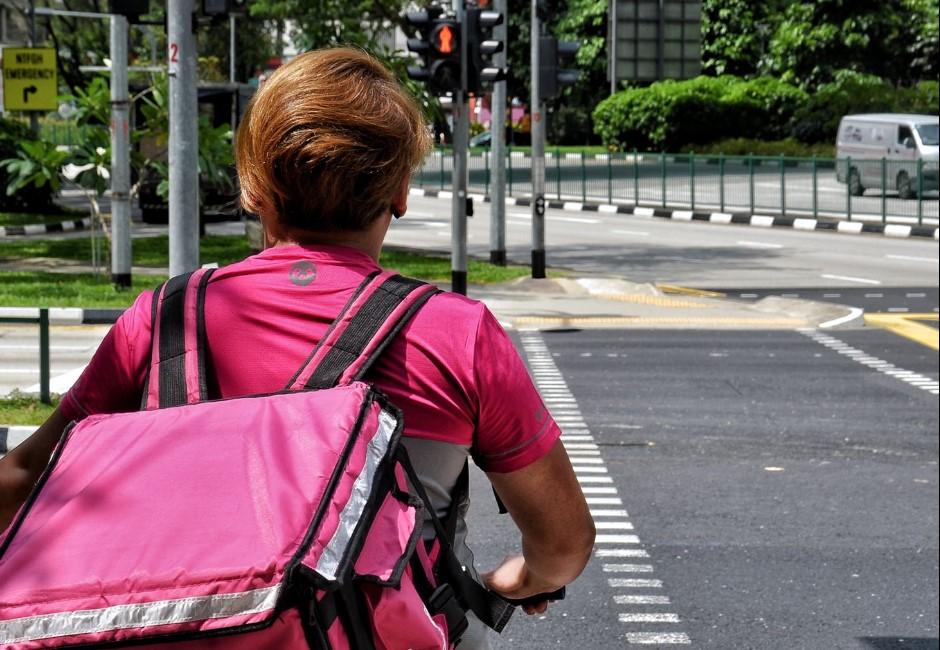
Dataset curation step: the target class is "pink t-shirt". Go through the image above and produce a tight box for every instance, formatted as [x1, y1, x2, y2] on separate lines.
[61, 244, 559, 474]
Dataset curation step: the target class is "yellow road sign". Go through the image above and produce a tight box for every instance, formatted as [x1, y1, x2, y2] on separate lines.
[2, 47, 58, 112]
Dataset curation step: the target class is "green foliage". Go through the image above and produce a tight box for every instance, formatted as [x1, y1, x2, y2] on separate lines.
[0, 119, 58, 213]
[701, 0, 785, 77]
[762, 0, 936, 89]
[592, 75, 807, 150]
[791, 71, 938, 143]
[0, 140, 70, 198]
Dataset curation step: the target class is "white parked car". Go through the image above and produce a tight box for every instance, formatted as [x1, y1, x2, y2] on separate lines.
[835, 113, 939, 199]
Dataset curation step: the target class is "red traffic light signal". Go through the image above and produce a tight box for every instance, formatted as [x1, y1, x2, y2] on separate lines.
[432, 23, 457, 55]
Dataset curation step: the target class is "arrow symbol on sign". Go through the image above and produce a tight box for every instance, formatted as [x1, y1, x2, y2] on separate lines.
[22, 85, 37, 104]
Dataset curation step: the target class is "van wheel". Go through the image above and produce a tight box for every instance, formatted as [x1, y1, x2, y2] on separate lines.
[848, 168, 864, 196]
[896, 171, 915, 200]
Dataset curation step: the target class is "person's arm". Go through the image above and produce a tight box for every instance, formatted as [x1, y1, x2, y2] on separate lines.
[0, 407, 70, 532]
[482, 439, 595, 614]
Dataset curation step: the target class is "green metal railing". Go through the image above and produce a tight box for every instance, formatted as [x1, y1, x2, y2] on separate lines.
[0, 309, 51, 404]
[418, 150, 940, 225]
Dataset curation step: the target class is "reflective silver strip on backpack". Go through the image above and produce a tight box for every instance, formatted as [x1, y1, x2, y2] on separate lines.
[0, 584, 281, 645]
[315, 409, 398, 581]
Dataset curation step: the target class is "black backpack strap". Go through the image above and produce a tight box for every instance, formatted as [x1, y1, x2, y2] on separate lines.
[287, 271, 439, 391]
[143, 267, 215, 409]
[396, 447, 516, 634]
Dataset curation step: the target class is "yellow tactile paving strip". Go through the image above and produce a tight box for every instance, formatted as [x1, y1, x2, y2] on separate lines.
[656, 284, 727, 299]
[594, 294, 714, 309]
[865, 313, 939, 351]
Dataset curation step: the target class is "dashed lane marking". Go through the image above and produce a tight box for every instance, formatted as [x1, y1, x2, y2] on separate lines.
[520, 332, 690, 646]
[801, 329, 939, 393]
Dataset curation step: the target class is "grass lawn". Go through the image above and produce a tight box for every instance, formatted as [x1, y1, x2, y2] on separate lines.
[0, 235, 532, 307]
[0, 392, 58, 427]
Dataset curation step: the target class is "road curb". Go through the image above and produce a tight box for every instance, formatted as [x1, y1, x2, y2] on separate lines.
[408, 188, 939, 240]
[0, 217, 93, 238]
[0, 307, 124, 325]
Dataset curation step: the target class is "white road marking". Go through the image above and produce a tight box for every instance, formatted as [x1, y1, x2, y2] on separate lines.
[820, 307, 864, 329]
[620, 613, 681, 623]
[906, 292, 927, 298]
[521, 332, 688, 645]
[625, 632, 691, 644]
[613, 230, 651, 237]
[553, 216, 601, 224]
[598, 549, 649, 558]
[609, 579, 662, 588]
[802, 330, 938, 397]
[885, 254, 939, 263]
[615, 595, 670, 604]
[821, 273, 882, 285]
[604, 564, 653, 572]
[736, 240, 783, 249]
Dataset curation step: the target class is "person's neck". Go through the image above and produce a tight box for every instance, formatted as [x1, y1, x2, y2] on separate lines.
[271, 233, 379, 261]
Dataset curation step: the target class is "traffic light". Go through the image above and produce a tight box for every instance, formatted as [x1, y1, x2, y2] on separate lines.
[406, 9, 462, 94]
[466, 8, 507, 94]
[539, 36, 580, 101]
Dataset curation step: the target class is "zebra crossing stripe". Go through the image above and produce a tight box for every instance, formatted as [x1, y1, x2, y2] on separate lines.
[520, 331, 690, 646]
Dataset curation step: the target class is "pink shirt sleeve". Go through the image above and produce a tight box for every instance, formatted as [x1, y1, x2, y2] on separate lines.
[470, 309, 561, 473]
[59, 290, 154, 422]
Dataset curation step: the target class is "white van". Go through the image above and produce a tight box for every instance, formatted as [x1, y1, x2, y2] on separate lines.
[835, 113, 939, 199]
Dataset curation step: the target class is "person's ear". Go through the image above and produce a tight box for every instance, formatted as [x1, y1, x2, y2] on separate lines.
[391, 175, 410, 219]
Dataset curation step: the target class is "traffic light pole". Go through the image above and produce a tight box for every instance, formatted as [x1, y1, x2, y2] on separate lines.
[489, 0, 507, 266]
[451, 0, 469, 296]
[530, 0, 546, 278]
[110, 14, 132, 289]
[168, 0, 200, 276]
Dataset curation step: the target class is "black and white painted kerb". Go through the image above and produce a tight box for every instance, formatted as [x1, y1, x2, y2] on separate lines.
[409, 188, 939, 240]
[519, 332, 691, 646]
[800, 329, 940, 395]
[0, 217, 92, 238]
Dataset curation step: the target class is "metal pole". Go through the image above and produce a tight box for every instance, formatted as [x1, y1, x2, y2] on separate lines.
[530, 0, 546, 279]
[779, 154, 785, 216]
[489, 0, 507, 266]
[718, 153, 725, 212]
[581, 151, 586, 203]
[881, 157, 887, 223]
[660, 151, 666, 208]
[846, 156, 852, 221]
[39, 308, 50, 404]
[917, 158, 924, 224]
[451, 0, 469, 294]
[748, 154, 755, 213]
[555, 148, 561, 200]
[28, 0, 39, 133]
[607, 151, 612, 204]
[812, 156, 818, 219]
[110, 14, 132, 289]
[633, 148, 639, 205]
[229, 13, 237, 128]
[689, 152, 695, 211]
[168, 0, 200, 276]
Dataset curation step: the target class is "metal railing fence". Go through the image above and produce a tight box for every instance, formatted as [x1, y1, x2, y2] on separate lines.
[416, 148, 940, 225]
[0, 309, 51, 404]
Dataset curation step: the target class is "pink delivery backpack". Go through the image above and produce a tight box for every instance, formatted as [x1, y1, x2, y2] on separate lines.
[0, 268, 514, 649]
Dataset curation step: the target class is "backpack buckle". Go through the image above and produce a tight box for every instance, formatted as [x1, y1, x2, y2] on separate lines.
[429, 583, 469, 643]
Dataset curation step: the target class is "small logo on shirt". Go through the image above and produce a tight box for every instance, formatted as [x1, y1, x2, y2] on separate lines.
[289, 261, 317, 286]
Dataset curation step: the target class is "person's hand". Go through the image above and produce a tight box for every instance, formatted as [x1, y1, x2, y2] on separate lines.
[481, 555, 564, 615]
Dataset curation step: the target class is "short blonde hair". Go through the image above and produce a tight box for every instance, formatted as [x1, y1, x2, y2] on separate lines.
[236, 48, 431, 232]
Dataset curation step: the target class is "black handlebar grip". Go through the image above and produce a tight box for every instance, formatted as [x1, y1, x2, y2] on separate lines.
[502, 586, 566, 607]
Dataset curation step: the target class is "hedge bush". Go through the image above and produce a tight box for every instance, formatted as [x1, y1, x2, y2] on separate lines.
[0, 118, 58, 213]
[594, 72, 937, 151]
[593, 75, 807, 151]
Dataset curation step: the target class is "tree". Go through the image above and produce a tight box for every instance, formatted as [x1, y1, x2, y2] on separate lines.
[701, 0, 788, 77]
[761, 0, 938, 88]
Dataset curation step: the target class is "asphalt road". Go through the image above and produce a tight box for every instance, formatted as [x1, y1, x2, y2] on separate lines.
[467, 328, 939, 649]
[390, 193, 940, 290]
[710, 288, 939, 315]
